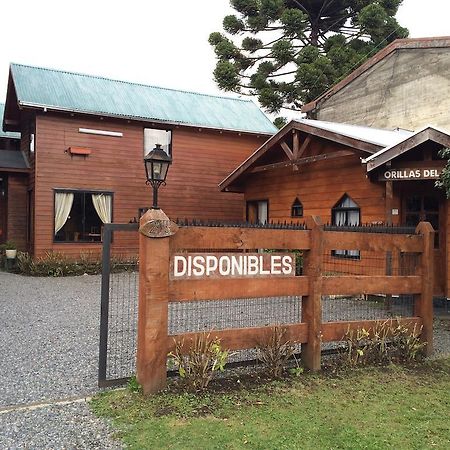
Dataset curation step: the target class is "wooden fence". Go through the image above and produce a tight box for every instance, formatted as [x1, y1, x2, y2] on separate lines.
[136, 214, 434, 394]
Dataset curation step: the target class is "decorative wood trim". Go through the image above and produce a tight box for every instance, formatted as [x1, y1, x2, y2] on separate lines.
[280, 141, 293, 160]
[251, 150, 355, 174]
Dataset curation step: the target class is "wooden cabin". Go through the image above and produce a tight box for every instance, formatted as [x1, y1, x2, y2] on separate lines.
[220, 119, 450, 299]
[2, 64, 276, 258]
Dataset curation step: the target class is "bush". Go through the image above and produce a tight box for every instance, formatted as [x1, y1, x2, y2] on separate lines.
[341, 319, 426, 367]
[16, 251, 137, 277]
[168, 332, 229, 391]
[256, 324, 297, 378]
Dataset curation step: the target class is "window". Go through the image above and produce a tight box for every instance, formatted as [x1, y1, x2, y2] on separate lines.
[291, 198, 303, 217]
[332, 194, 360, 258]
[54, 190, 112, 243]
[144, 128, 172, 156]
[246, 200, 268, 224]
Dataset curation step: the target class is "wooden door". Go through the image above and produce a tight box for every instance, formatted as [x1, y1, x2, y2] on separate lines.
[402, 185, 445, 295]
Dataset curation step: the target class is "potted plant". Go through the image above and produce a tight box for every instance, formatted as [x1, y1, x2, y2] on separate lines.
[4, 241, 17, 259]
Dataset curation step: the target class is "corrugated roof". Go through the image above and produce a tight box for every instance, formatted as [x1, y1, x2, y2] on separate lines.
[299, 119, 414, 147]
[0, 103, 21, 139]
[9, 63, 277, 135]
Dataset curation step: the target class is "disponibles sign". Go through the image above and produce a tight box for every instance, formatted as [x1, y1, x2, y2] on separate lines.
[379, 167, 443, 181]
[171, 253, 295, 279]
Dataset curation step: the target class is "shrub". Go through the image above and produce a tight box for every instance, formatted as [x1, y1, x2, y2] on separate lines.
[256, 324, 297, 378]
[168, 332, 229, 391]
[16, 251, 137, 277]
[341, 319, 426, 367]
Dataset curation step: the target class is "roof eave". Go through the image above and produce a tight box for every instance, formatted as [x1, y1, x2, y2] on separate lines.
[17, 101, 275, 136]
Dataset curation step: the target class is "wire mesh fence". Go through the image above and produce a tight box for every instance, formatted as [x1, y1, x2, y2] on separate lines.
[105, 266, 139, 380]
[169, 296, 302, 363]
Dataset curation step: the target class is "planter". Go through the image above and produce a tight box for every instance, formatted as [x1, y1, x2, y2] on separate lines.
[5, 249, 17, 259]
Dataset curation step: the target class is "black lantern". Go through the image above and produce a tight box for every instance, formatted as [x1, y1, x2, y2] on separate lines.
[144, 144, 172, 209]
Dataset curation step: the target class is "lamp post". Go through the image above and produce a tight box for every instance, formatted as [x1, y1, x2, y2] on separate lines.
[144, 144, 172, 209]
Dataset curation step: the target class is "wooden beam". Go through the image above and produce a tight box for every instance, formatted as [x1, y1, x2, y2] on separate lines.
[280, 141, 293, 160]
[168, 323, 309, 352]
[293, 130, 300, 159]
[251, 150, 355, 174]
[321, 275, 422, 296]
[323, 232, 422, 253]
[297, 135, 312, 159]
[169, 276, 309, 302]
[170, 227, 311, 251]
[386, 181, 393, 225]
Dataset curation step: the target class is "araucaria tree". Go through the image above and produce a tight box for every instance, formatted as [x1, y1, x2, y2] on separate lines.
[209, 1, 408, 113]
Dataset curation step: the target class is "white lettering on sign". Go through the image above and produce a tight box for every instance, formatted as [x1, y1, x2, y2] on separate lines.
[380, 167, 443, 181]
[171, 253, 295, 279]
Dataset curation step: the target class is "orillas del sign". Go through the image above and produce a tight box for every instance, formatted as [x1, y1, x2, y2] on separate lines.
[379, 167, 443, 181]
[171, 253, 295, 279]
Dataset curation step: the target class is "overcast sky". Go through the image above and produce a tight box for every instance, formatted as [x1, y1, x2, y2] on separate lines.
[0, 0, 448, 108]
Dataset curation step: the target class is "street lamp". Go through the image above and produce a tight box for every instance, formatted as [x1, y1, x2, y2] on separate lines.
[144, 144, 172, 209]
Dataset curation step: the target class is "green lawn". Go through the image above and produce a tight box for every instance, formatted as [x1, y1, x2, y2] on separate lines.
[92, 358, 450, 450]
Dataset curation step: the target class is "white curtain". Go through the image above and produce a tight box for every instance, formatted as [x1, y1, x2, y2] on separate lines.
[258, 201, 268, 224]
[92, 193, 112, 224]
[54, 192, 74, 234]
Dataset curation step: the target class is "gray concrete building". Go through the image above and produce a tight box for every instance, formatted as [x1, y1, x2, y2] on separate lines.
[302, 37, 450, 132]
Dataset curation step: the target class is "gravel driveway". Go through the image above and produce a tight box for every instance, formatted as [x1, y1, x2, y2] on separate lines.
[0, 271, 121, 449]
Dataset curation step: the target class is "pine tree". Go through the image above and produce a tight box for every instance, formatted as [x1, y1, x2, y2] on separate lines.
[209, 0, 408, 113]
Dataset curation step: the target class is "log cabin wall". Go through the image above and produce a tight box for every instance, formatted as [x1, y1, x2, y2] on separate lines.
[243, 145, 398, 225]
[241, 140, 449, 297]
[32, 112, 265, 258]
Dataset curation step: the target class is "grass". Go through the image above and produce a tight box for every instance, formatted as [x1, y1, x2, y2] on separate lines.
[91, 358, 450, 450]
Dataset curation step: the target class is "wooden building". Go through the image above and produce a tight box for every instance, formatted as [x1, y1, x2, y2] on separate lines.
[220, 119, 450, 298]
[2, 64, 276, 257]
[302, 37, 450, 132]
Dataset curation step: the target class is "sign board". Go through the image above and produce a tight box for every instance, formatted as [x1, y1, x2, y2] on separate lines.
[171, 253, 295, 279]
[379, 167, 443, 181]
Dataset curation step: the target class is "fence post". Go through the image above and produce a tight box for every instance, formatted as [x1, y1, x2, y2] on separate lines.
[301, 215, 323, 371]
[136, 209, 178, 394]
[415, 221, 434, 356]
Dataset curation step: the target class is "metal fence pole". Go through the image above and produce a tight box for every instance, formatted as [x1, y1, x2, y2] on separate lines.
[98, 225, 112, 386]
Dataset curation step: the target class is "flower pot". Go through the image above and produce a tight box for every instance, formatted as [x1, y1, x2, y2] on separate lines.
[5, 249, 17, 259]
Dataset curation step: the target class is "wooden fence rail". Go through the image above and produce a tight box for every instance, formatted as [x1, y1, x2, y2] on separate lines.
[136, 212, 434, 394]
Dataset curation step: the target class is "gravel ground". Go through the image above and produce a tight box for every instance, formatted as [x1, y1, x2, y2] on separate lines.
[0, 271, 121, 449]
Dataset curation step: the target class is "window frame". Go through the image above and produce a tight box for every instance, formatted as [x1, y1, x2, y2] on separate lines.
[246, 199, 269, 224]
[331, 194, 361, 259]
[143, 127, 173, 157]
[52, 188, 114, 244]
[291, 197, 304, 218]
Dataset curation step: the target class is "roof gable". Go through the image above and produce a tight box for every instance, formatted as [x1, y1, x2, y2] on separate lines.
[219, 119, 408, 192]
[302, 36, 450, 114]
[5, 63, 277, 135]
[364, 126, 450, 171]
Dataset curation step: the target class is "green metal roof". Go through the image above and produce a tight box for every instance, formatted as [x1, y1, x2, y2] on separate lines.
[9, 63, 277, 135]
[0, 103, 20, 139]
